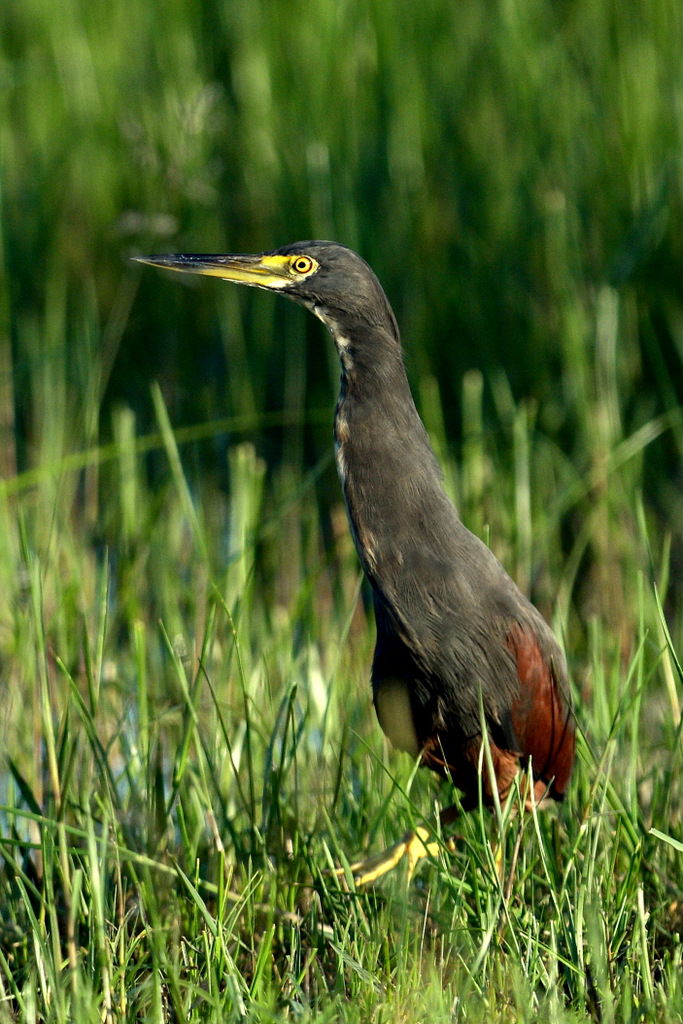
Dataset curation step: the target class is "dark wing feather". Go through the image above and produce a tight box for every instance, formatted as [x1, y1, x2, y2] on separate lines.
[367, 491, 574, 799]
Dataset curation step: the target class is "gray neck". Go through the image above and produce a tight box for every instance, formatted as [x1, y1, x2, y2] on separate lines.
[325, 315, 450, 583]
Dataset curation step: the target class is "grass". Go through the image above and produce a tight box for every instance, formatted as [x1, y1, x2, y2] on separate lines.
[1, 0, 683, 1020]
[1, 375, 682, 1022]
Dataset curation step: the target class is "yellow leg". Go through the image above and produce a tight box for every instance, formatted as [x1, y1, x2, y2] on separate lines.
[337, 826, 453, 887]
[494, 837, 504, 878]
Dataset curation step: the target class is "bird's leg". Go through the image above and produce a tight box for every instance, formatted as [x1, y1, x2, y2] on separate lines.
[506, 824, 523, 894]
[336, 805, 460, 887]
[338, 827, 440, 887]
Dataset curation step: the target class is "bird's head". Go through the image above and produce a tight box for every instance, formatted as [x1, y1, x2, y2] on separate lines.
[135, 241, 400, 352]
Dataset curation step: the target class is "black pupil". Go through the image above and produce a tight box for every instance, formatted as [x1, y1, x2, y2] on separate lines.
[296, 259, 309, 272]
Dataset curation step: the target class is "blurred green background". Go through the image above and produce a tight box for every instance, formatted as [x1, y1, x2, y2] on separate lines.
[3, 1, 682, 439]
[2, 0, 683, 707]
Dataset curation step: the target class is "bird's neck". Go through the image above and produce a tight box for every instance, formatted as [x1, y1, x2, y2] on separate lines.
[331, 322, 449, 580]
[332, 323, 427, 458]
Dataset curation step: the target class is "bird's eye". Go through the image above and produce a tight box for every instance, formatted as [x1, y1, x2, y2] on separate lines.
[291, 256, 314, 275]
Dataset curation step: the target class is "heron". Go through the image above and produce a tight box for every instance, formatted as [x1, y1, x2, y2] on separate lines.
[136, 241, 575, 883]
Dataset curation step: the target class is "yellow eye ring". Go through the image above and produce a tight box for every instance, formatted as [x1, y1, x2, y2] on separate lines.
[291, 255, 314, 275]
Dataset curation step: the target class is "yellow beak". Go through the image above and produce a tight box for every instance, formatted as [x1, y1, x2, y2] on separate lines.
[134, 253, 300, 290]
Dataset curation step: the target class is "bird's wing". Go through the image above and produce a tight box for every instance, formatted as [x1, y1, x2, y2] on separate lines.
[369, 518, 572, 767]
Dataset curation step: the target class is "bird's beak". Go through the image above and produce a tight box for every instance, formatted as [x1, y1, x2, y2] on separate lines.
[134, 253, 295, 290]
